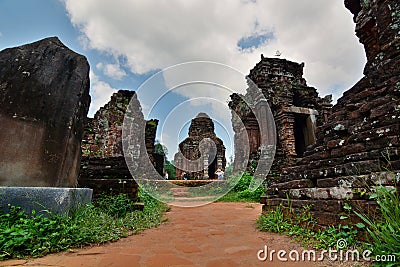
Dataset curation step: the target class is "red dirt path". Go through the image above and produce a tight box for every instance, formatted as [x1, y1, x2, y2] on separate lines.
[0, 202, 362, 267]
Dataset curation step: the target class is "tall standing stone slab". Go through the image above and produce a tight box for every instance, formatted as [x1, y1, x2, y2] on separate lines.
[0, 37, 91, 187]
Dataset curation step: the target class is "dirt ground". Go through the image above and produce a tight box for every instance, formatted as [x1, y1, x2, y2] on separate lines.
[0, 202, 369, 267]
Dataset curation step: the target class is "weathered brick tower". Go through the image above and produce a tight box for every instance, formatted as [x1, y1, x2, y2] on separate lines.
[262, 0, 400, 227]
[229, 56, 332, 180]
[174, 113, 226, 180]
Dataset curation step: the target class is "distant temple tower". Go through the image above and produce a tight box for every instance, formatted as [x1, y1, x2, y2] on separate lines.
[174, 113, 226, 180]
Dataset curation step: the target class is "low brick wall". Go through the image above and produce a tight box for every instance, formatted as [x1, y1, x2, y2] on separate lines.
[79, 179, 139, 201]
[79, 157, 139, 201]
[262, 171, 398, 229]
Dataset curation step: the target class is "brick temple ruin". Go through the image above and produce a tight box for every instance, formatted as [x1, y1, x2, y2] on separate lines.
[79, 90, 163, 199]
[254, 0, 400, 227]
[0, 0, 394, 219]
[229, 57, 332, 181]
[174, 113, 226, 180]
[75, 0, 399, 217]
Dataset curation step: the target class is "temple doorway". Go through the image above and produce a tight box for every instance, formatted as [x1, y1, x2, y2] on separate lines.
[294, 113, 316, 157]
[208, 155, 217, 179]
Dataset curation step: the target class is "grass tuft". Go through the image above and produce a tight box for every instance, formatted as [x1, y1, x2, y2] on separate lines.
[355, 185, 400, 265]
[256, 204, 361, 250]
[0, 190, 168, 260]
[217, 173, 265, 202]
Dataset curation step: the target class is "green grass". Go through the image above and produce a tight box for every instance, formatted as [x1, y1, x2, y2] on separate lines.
[257, 183, 400, 266]
[217, 173, 265, 202]
[217, 190, 263, 202]
[354, 185, 400, 266]
[256, 204, 361, 250]
[0, 190, 169, 260]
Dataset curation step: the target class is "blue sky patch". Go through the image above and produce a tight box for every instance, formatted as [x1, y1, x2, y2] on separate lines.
[237, 32, 274, 52]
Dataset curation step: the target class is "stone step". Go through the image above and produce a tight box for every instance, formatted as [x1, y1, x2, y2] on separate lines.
[171, 187, 190, 197]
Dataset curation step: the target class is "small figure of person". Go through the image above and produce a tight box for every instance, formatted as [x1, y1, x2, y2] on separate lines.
[182, 171, 188, 180]
[165, 171, 169, 180]
[215, 168, 224, 180]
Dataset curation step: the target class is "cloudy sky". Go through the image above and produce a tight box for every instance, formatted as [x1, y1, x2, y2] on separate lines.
[0, 0, 366, 160]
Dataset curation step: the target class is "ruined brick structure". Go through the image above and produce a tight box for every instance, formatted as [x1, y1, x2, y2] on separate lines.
[229, 57, 332, 179]
[174, 113, 226, 180]
[145, 120, 165, 176]
[261, 0, 400, 227]
[82, 90, 134, 158]
[79, 90, 162, 199]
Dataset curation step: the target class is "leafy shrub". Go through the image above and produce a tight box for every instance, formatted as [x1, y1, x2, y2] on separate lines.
[237, 187, 265, 202]
[94, 193, 136, 218]
[0, 206, 72, 259]
[355, 185, 400, 265]
[217, 173, 265, 202]
[256, 205, 291, 233]
[0, 191, 168, 260]
[232, 173, 253, 192]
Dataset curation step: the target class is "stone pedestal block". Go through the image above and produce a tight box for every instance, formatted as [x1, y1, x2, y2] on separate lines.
[0, 187, 93, 216]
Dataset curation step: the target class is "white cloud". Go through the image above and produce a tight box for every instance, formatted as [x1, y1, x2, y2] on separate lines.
[134, 62, 244, 158]
[65, 0, 367, 157]
[162, 62, 248, 119]
[96, 62, 126, 80]
[88, 71, 118, 117]
[0, 32, 3, 37]
[95, 62, 103, 70]
[64, 0, 366, 103]
[156, 97, 235, 160]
